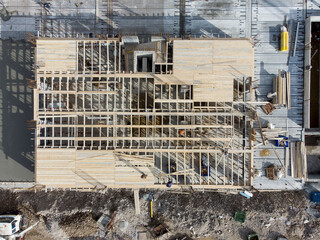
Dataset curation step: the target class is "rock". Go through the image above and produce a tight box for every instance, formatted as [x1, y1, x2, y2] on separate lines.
[285, 220, 291, 226]
[304, 219, 310, 224]
[291, 224, 303, 238]
[118, 221, 128, 232]
[269, 217, 275, 222]
[137, 232, 148, 240]
[265, 223, 271, 228]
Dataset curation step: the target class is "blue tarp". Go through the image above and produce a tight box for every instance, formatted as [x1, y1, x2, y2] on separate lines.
[311, 192, 320, 203]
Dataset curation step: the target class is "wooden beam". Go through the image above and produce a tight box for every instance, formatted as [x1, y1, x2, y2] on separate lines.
[37, 111, 244, 117]
[134, 189, 141, 215]
[38, 136, 233, 141]
[256, 112, 266, 145]
[37, 124, 233, 129]
[271, 145, 284, 168]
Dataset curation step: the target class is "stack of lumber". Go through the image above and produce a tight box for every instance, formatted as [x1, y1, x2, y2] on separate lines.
[273, 70, 291, 108]
[290, 142, 307, 179]
[261, 102, 276, 115]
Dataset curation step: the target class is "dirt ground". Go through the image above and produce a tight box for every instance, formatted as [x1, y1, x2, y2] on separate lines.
[0, 189, 319, 240]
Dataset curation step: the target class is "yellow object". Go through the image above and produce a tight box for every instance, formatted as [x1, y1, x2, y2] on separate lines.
[260, 149, 270, 157]
[150, 200, 153, 218]
[280, 27, 289, 52]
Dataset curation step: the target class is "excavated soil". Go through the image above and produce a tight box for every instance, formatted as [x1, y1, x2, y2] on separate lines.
[0, 189, 319, 240]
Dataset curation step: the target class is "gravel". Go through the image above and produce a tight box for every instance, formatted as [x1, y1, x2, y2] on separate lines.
[0, 189, 319, 239]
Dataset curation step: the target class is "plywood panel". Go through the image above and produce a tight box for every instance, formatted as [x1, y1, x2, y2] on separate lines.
[36, 148, 157, 187]
[36, 149, 76, 186]
[115, 166, 154, 185]
[75, 151, 115, 187]
[36, 149, 116, 187]
[173, 40, 213, 80]
[173, 39, 254, 102]
[37, 40, 77, 72]
[193, 74, 233, 102]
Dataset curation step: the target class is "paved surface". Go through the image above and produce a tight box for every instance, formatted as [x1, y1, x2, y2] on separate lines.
[0, 40, 34, 181]
[1, 0, 251, 39]
[253, 0, 305, 170]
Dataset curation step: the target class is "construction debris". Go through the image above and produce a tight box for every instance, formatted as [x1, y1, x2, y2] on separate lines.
[97, 214, 111, 232]
[240, 191, 253, 199]
[151, 224, 168, 237]
[234, 211, 246, 223]
[248, 233, 259, 240]
[107, 212, 117, 231]
[266, 165, 277, 180]
[291, 142, 307, 179]
[261, 102, 276, 115]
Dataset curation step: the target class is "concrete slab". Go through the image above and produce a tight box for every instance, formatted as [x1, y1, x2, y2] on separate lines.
[253, 176, 304, 190]
[250, 0, 311, 190]
[0, 40, 34, 181]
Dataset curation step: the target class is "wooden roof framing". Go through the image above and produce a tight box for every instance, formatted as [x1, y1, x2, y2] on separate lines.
[34, 38, 254, 190]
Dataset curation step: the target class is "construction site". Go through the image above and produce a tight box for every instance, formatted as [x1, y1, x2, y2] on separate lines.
[0, 0, 320, 239]
[33, 37, 255, 189]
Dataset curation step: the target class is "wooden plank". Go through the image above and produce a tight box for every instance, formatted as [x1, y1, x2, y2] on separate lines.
[37, 40, 77, 72]
[134, 189, 141, 215]
[296, 142, 302, 178]
[271, 145, 284, 167]
[115, 166, 154, 185]
[282, 74, 286, 105]
[256, 112, 266, 145]
[285, 145, 289, 177]
[173, 39, 253, 102]
[290, 142, 296, 177]
[273, 77, 277, 104]
[286, 71, 291, 109]
[278, 70, 282, 105]
[302, 142, 307, 179]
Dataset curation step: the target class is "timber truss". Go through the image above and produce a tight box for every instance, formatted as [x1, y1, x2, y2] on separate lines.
[34, 38, 254, 189]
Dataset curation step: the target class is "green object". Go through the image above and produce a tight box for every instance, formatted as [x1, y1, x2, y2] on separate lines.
[234, 211, 246, 223]
[248, 233, 259, 240]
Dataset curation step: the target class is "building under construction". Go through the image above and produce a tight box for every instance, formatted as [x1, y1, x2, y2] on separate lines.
[33, 36, 255, 190]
